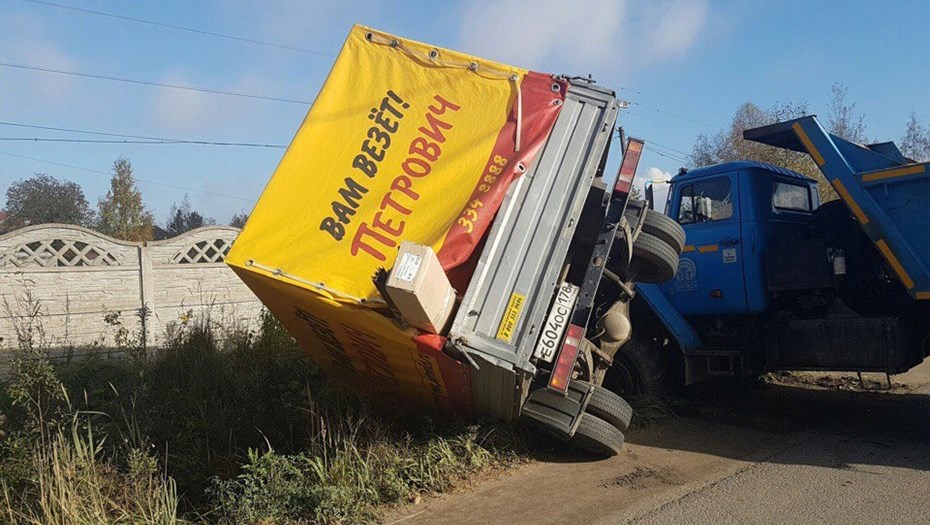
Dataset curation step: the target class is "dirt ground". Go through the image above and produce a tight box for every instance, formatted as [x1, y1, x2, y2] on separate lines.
[384, 362, 930, 524]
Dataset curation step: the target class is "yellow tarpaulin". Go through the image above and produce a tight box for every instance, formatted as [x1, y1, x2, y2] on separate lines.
[227, 25, 528, 302]
[226, 25, 565, 414]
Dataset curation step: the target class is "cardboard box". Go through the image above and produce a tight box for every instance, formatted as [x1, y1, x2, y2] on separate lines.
[385, 241, 456, 334]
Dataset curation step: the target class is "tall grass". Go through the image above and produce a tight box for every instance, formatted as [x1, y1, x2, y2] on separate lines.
[5, 419, 183, 525]
[0, 310, 526, 524]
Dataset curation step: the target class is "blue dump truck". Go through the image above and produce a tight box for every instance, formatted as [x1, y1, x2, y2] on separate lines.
[606, 115, 930, 394]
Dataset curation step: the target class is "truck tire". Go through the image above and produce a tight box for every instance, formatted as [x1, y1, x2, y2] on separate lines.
[630, 232, 679, 283]
[606, 332, 668, 398]
[573, 380, 633, 431]
[571, 413, 625, 456]
[642, 209, 685, 254]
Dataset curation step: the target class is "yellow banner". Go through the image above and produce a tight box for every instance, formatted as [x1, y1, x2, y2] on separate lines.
[226, 25, 526, 302]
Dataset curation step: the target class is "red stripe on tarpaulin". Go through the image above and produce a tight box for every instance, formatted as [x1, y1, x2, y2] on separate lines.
[437, 72, 567, 273]
[412, 333, 474, 417]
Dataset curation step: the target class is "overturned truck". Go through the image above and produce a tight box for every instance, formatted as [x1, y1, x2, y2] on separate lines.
[226, 26, 684, 456]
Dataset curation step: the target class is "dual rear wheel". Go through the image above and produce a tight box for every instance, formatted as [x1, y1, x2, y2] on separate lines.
[618, 208, 686, 284]
[522, 379, 633, 457]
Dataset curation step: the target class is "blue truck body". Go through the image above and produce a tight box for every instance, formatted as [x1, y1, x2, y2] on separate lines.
[633, 115, 930, 384]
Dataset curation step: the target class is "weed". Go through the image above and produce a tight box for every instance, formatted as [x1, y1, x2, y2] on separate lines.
[0, 309, 525, 524]
[4, 416, 184, 525]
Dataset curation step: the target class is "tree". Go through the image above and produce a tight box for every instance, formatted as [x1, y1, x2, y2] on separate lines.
[827, 83, 867, 143]
[165, 194, 214, 237]
[900, 113, 930, 162]
[229, 212, 249, 229]
[2, 174, 93, 232]
[96, 158, 154, 241]
[690, 100, 839, 202]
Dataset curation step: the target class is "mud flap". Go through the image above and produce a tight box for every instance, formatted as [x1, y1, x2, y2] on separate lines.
[520, 380, 593, 438]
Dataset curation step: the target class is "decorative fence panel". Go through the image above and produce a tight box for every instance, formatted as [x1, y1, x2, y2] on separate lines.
[0, 224, 263, 352]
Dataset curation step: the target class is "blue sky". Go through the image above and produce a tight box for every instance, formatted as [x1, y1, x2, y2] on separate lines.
[2, 0, 928, 224]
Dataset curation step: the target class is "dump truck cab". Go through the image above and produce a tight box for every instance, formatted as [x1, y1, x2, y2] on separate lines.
[662, 161, 821, 317]
[625, 115, 930, 391]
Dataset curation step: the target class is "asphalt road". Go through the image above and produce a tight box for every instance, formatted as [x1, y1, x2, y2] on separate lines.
[385, 363, 930, 525]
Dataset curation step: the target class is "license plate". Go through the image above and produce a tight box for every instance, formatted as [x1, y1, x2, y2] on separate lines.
[533, 283, 579, 363]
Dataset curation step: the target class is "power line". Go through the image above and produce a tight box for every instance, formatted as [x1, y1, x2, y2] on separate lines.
[14, 0, 336, 57]
[645, 140, 691, 158]
[0, 137, 287, 148]
[630, 101, 712, 127]
[0, 150, 256, 203]
[0, 121, 287, 147]
[643, 145, 688, 164]
[0, 62, 312, 105]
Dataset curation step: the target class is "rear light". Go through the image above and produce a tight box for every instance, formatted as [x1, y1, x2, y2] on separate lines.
[613, 138, 644, 196]
[548, 323, 583, 394]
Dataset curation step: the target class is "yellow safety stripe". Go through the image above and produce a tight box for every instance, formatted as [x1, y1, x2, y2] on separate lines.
[875, 239, 914, 290]
[861, 164, 926, 183]
[792, 122, 825, 166]
[831, 179, 870, 225]
[682, 244, 720, 253]
[917, 291, 930, 300]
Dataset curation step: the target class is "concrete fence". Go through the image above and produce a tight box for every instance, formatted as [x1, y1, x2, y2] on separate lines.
[0, 224, 263, 352]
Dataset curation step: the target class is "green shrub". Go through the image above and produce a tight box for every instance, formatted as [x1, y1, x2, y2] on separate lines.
[0, 310, 527, 524]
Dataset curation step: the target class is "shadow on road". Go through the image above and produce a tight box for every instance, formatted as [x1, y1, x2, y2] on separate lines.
[622, 377, 930, 471]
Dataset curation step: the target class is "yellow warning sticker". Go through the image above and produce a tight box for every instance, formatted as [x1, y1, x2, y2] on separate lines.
[496, 292, 526, 343]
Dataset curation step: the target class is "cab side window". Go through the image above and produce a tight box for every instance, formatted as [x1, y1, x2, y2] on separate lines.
[772, 181, 812, 212]
[677, 178, 733, 224]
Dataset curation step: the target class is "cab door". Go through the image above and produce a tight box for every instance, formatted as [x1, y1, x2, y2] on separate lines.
[663, 172, 747, 316]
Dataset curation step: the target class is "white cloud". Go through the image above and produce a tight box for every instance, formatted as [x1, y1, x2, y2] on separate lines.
[638, 0, 708, 60]
[458, 0, 626, 71]
[149, 74, 271, 134]
[458, 0, 709, 74]
[0, 11, 79, 106]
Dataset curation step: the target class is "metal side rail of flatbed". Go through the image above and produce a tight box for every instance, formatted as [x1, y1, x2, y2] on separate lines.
[447, 79, 621, 421]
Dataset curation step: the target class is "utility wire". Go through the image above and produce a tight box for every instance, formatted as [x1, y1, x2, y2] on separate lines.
[0, 62, 312, 105]
[0, 121, 287, 147]
[646, 140, 691, 158]
[0, 137, 287, 148]
[643, 145, 688, 164]
[14, 1, 719, 133]
[0, 150, 256, 203]
[630, 101, 713, 127]
[13, 0, 336, 57]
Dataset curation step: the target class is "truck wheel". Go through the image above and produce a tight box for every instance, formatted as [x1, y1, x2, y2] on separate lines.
[571, 413, 625, 456]
[606, 333, 667, 398]
[573, 380, 633, 431]
[642, 209, 685, 254]
[630, 232, 679, 283]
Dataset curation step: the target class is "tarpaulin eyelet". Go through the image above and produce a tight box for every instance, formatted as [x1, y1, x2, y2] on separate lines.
[390, 39, 399, 47]
[429, 49, 439, 59]
[365, 32, 373, 41]
[469, 62, 478, 71]
[551, 83, 561, 92]
[553, 99, 562, 106]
